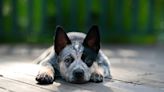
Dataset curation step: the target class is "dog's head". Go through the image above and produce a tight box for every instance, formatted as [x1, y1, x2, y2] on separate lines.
[54, 25, 100, 83]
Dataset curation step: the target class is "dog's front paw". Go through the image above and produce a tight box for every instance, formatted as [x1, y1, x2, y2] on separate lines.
[36, 72, 54, 84]
[90, 73, 103, 83]
[36, 67, 54, 84]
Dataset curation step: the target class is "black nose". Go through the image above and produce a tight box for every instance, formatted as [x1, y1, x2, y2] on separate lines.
[73, 69, 84, 78]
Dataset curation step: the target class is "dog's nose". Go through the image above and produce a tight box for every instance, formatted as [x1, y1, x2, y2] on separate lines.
[73, 69, 84, 78]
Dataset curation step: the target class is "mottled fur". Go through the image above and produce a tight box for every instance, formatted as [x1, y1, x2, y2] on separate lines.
[36, 25, 112, 84]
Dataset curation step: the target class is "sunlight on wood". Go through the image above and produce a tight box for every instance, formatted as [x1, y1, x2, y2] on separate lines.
[0, 63, 39, 76]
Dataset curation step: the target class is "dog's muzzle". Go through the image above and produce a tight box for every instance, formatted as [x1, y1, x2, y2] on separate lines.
[72, 69, 86, 84]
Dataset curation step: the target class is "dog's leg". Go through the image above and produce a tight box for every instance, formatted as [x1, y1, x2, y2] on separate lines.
[36, 65, 54, 84]
[100, 51, 112, 79]
[90, 62, 104, 83]
[90, 50, 112, 83]
[35, 47, 57, 84]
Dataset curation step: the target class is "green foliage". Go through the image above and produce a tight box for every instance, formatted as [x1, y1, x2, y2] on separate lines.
[0, 0, 162, 44]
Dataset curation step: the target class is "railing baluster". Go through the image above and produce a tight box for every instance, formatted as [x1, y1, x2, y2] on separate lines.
[86, 0, 91, 29]
[132, 0, 139, 33]
[41, 0, 47, 34]
[115, 0, 123, 33]
[55, 0, 62, 25]
[11, 0, 18, 35]
[147, 0, 154, 34]
[27, 0, 33, 37]
[0, 0, 3, 36]
[160, 0, 164, 32]
[70, 0, 77, 30]
[100, 0, 108, 34]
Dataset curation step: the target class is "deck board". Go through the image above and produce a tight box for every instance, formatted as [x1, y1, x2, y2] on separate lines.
[0, 45, 164, 92]
[0, 77, 54, 92]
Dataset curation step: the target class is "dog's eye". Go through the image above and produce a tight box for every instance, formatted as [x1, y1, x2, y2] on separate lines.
[64, 56, 74, 67]
[81, 54, 86, 61]
[81, 54, 94, 67]
[85, 59, 93, 67]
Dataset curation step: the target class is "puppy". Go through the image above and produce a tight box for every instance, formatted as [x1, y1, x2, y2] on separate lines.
[35, 25, 112, 84]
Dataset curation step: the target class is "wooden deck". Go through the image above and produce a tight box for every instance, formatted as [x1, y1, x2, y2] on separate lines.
[0, 45, 164, 92]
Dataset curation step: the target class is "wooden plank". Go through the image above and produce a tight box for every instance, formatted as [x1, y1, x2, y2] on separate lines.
[0, 61, 137, 92]
[0, 69, 126, 92]
[0, 63, 112, 92]
[0, 77, 55, 92]
[0, 61, 163, 92]
[0, 45, 164, 92]
[0, 88, 8, 92]
[0, 69, 163, 92]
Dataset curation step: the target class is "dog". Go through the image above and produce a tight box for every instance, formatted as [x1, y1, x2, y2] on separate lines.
[35, 25, 112, 84]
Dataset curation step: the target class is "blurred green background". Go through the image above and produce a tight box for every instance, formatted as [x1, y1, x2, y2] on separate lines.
[0, 0, 164, 44]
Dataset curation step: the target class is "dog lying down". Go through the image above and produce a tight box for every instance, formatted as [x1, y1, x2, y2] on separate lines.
[35, 25, 112, 84]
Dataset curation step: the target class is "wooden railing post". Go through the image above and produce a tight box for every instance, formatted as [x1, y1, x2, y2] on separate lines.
[115, 0, 123, 33]
[147, 0, 154, 34]
[11, 0, 18, 35]
[27, 0, 33, 36]
[41, 0, 47, 34]
[100, 0, 108, 34]
[0, 0, 3, 36]
[55, 0, 63, 25]
[70, 0, 77, 30]
[86, 0, 91, 29]
[132, 0, 139, 33]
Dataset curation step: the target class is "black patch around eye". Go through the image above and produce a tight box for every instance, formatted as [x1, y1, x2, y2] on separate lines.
[82, 54, 93, 67]
[64, 56, 74, 67]
[81, 48, 98, 67]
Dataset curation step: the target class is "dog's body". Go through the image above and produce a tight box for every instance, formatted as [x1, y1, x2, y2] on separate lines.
[36, 25, 111, 84]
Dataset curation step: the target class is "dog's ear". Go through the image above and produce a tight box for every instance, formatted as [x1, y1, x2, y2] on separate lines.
[83, 25, 100, 53]
[54, 25, 71, 55]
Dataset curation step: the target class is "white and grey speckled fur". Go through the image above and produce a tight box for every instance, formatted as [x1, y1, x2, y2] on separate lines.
[35, 25, 112, 84]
